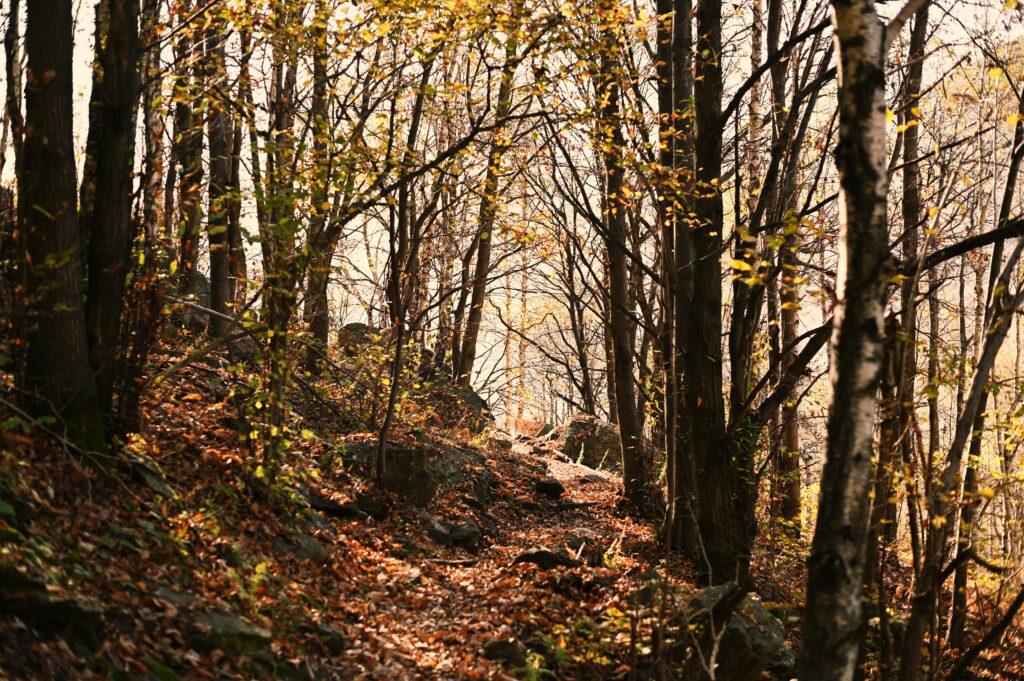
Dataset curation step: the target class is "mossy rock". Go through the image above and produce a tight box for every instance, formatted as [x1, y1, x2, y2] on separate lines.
[189, 611, 272, 655]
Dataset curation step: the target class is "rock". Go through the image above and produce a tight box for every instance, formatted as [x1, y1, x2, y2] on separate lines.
[189, 610, 273, 655]
[482, 638, 527, 668]
[487, 436, 513, 453]
[513, 547, 580, 570]
[564, 528, 605, 566]
[336, 322, 381, 357]
[514, 419, 554, 438]
[450, 521, 482, 551]
[678, 584, 787, 681]
[420, 513, 453, 546]
[578, 472, 606, 485]
[227, 335, 260, 360]
[214, 540, 247, 568]
[768, 642, 797, 680]
[126, 454, 174, 497]
[353, 493, 388, 520]
[344, 439, 485, 507]
[557, 413, 622, 471]
[0, 564, 105, 652]
[535, 477, 565, 500]
[152, 586, 197, 608]
[391, 535, 420, 559]
[474, 469, 496, 507]
[301, 621, 347, 656]
[516, 498, 543, 512]
[275, 534, 327, 562]
[452, 385, 495, 433]
[628, 568, 666, 608]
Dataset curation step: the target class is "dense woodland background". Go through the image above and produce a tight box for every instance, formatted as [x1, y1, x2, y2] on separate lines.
[3, 0, 1024, 678]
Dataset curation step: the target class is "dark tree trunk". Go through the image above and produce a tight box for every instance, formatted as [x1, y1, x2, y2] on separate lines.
[205, 19, 232, 336]
[662, 0, 696, 555]
[172, 0, 203, 293]
[303, 0, 334, 373]
[595, 29, 647, 504]
[19, 0, 107, 452]
[80, 0, 141, 424]
[686, 0, 755, 582]
[456, 13, 520, 388]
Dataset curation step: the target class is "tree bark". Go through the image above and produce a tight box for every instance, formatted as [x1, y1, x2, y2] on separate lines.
[456, 11, 521, 388]
[800, 2, 925, 678]
[19, 0, 107, 452]
[205, 18, 232, 336]
[80, 0, 141, 424]
[593, 13, 647, 502]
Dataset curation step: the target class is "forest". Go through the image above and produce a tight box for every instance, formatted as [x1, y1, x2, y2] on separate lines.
[2, 0, 1024, 678]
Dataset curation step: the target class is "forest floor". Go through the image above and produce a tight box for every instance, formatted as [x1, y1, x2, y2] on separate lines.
[0, 328, 1020, 679]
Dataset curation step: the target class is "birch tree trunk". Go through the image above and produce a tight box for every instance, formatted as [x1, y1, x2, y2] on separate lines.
[800, 1, 929, 678]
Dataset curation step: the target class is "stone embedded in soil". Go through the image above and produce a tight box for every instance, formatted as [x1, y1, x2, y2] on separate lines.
[451, 521, 483, 550]
[275, 533, 327, 562]
[482, 638, 527, 667]
[419, 512, 454, 546]
[515, 498, 543, 512]
[534, 477, 565, 499]
[189, 610, 273, 655]
[0, 564, 105, 653]
[512, 547, 580, 570]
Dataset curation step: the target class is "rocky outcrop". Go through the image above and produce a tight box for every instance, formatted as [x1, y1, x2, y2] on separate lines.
[675, 584, 788, 681]
[189, 610, 273, 655]
[339, 438, 487, 507]
[336, 322, 381, 357]
[0, 564, 105, 653]
[556, 414, 621, 471]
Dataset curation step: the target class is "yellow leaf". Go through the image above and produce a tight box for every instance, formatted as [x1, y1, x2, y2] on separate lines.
[1008, 113, 1023, 126]
[730, 259, 754, 272]
[980, 487, 996, 499]
[1005, 0, 1018, 9]
[989, 67, 1004, 79]
[885, 108, 895, 123]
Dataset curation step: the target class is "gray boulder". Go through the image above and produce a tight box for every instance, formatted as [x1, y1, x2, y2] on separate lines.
[275, 533, 327, 562]
[336, 322, 381, 357]
[189, 610, 273, 655]
[451, 521, 482, 551]
[678, 584, 787, 681]
[557, 414, 622, 471]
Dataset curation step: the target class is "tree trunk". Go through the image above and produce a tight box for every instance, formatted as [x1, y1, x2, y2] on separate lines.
[18, 0, 107, 452]
[662, 0, 696, 555]
[800, 2, 918, 678]
[302, 0, 333, 372]
[595, 32, 647, 503]
[173, 0, 203, 292]
[205, 19, 232, 336]
[80, 0, 141, 424]
[456, 12, 521, 388]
